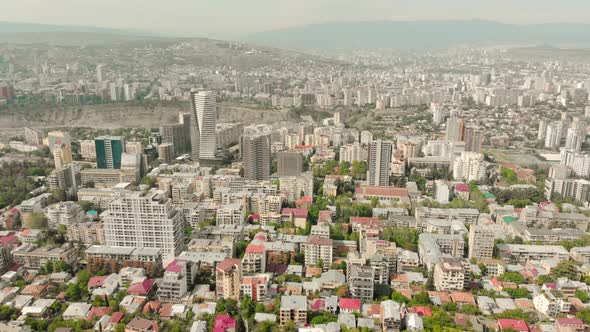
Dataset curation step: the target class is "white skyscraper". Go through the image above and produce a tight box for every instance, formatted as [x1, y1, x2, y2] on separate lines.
[367, 140, 393, 187]
[544, 121, 563, 149]
[190, 90, 217, 161]
[103, 189, 184, 262]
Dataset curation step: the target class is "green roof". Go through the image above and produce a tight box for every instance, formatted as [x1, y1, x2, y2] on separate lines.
[503, 216, 516, 224]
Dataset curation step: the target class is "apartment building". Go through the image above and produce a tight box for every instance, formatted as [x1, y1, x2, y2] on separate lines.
[468, 225, 495, 260]
[157, 259, 196, 302]
[102, 189, 184, 262]
[533, 290, 571, 318]
[215, 258, 242, 301]
[305, 236, 333, 271]
[46, 202, 85, 229]
[280, 295, 307, 325]
[242, 244, 266, 273]
[216, 204, 244, 226]
[349, 265, 375, 301]
[433, 257, 470, 291]
[13, 243, 78, 270]
[496, 244, 569, 264]
[380, 300, 403, 332]
[84, 245, 162, 276]
[66, 221, 105, 245]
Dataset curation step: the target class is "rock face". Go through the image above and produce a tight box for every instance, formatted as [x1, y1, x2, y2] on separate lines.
[0, 101, 290, 129]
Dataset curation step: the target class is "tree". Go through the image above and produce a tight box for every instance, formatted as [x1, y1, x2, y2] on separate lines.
[409, 292, 431, 306]
[499, 272, 526, 284]
[551, 260, 580, 280]
[575, 290, 590, 303]
[391, 291, 409, 304]
[27, 212, 47, 229]
[505, 288, 531, 299]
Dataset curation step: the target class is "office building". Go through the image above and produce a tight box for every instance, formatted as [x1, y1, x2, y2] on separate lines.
[468, 225, 495, 260]
[95, 136, 125, 169]
[102, 189, 184, 262]
[190, 90, 217, 161]
[160, 113, 191, 156]
[276, 151, 304, 176]
[241, 132, 271, 181]
[367, 140, 393, 186]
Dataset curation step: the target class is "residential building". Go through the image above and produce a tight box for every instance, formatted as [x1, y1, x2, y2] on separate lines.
[305, 236, 333, 271]
[216, 258, 241, 300]
[85, 245, 162, 276]
[468, 225, 495, 260]
[276, 151, 304, 176]
[433, 257, 470, 291]
[157, 259, 196, 302]
[280, 295, 307, 325]
[12, 243, 78, 270]
[367, 140, 393, 186]
[102, 189, 184, 262]
[496, 244, 569, 264]
[349, 265, 374, 301]
[242, 244, 266, 273]
[241, 132, 271, 181]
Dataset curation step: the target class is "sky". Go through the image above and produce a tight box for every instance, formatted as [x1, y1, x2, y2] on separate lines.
[1, 0, 589, 40]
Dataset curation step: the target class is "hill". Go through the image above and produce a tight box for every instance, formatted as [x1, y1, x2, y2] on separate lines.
[243, 20, 590, 50]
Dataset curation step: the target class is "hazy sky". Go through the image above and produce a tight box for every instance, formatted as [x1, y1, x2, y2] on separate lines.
[1, 0, 589, 39]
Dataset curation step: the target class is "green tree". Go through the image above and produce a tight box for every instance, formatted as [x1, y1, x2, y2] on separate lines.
[391, 291, 409, 304]
[575, 290, 590, 303]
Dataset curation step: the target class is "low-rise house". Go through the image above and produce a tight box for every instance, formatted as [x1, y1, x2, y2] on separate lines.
[497, 318, 529, 332]
[127, 279, 156, 297]
[339, 298, 361, 314]
[380, 300, 402, 332]
[338, 313, 356, 329]
[120, 295, 147, 313]
[63, 302, 92, 320]
[125, 317, 159, 332]
[213, 314, 236, 332]
[405, 313, 424, 331]
[192, 302, 216, 318]
[20, 298, 55, 318]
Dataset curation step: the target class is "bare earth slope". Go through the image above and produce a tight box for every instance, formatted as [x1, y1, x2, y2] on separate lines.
[0, 102, 289, 129]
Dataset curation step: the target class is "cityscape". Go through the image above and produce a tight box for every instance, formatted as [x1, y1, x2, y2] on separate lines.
[2, 2, 590, 332]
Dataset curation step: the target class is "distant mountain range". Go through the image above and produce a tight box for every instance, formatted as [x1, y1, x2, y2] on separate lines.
[0, 21, 154, 36]
[0, 21, 164, 45]
[243, 20, 590, 50]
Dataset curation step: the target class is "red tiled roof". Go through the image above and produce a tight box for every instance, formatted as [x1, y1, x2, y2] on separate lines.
[555, 318, 584, 325]
[166, 259, 186, 273]
[350, 216, 379, 224]
[88, 276, 107, 288]
[245, 244, 265, 254]
[498, 319, 529, 332]
[409, 306, 432, 317]
[216, 258, 241, 273]
[128, 279, 155, 295]
[339, 298, 361, 310]
[87, 307, 112, 320]
[454, 183, 470, 192]
[282, 208, 308, 218]
[310, 299, 325, 311]
[214, 314, 236, 332]
[307, 235, 332, 246]
[355, 186, 409, 198]
[109, 312, 125, 324]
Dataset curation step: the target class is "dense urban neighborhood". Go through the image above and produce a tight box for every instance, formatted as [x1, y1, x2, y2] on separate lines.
[1, 23, 590, 332]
